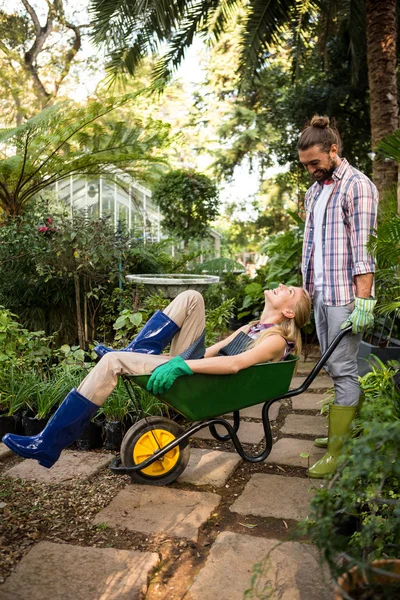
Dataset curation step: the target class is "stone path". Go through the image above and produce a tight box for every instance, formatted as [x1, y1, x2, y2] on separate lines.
[0, 359, 334, 599]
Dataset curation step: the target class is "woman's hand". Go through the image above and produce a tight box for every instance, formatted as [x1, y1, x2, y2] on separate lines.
[146, 356, 193, 395]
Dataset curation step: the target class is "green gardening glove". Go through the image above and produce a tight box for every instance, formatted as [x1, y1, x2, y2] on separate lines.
[146, 356, 193, 395]
[340, 297, 377, 334]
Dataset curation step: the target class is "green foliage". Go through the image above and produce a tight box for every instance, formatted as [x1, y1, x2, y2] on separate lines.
[367, 188, 400, 318]
[113, 309, 143, 342]
[98, 378, 164, 422]
[0, 305, 56, 371]
[303, 422, 400, 577]
[235, 216, 303, 322]
[205, 298, 236, 346]
[192, 257, 245, 276]
[0, 210, 174, 344]
[97, 379, 135, 422]
[152, 169, 220, 245]
[0, 364, 80, 419]
[302, 360, 400, 578]
[58, 345, 87, 367]
[102, 291, 170, 347]
[90, 0, 367, 97]
[359, 358, 400, 424]
[26, 376, 70, 420]
[263, 215, 304, 289]
[237, 280, 265, 320]
[0, 369, 39, 415]
[140, 291, 171, 315]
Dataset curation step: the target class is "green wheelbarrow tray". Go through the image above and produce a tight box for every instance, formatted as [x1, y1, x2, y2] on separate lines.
[130, 355, 299, 421]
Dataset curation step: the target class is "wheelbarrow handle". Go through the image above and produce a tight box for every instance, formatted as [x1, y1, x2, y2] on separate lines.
[287, 324, 353, 398]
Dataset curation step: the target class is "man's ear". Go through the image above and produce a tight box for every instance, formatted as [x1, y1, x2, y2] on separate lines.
[329, 144, 338, 160]
[282, 308, 295, 319]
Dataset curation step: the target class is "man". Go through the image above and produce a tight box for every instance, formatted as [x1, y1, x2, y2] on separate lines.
[298, 115, 378, 478]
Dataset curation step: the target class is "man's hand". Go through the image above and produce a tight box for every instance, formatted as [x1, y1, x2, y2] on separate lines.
[341, 297, 377, 334]
[146, 356, 193, 395]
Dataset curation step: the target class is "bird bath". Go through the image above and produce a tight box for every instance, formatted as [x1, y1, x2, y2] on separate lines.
[126, 274, 220, 298]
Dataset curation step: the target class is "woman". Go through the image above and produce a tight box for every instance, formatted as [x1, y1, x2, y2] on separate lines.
[2, 284, 311, 468]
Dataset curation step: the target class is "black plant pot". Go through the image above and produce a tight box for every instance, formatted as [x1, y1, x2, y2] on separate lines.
[0, 411, 23, 437]
[102, 420, 125, 451]
[22, 410, 49, 436]
[76, 419, 104, 451]
[358, 337, 400, 376]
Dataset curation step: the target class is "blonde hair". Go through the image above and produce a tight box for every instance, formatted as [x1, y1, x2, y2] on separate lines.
[249, 288, 311, 360]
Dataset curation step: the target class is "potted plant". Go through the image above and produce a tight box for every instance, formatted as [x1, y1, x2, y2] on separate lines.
[0, 368, 37, 436]
[22, 375, 69, 435]
[301, 361, 400, 599]
[98, 381, 136, 450]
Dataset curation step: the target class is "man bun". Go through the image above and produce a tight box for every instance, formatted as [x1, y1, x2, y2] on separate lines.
[298, 114, 342, 153]
[310, 115, 330, 129]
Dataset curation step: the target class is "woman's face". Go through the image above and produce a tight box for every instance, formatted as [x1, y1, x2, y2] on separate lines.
[264, 284, 303, 314]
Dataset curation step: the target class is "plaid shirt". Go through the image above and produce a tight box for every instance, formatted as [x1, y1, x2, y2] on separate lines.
[302, 158, 378, 306]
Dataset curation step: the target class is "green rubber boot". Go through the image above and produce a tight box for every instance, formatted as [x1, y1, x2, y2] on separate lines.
[307, 405, 357, 479]
[314, 436, 328, 448]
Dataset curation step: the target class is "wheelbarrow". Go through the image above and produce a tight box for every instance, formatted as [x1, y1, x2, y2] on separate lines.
[109, 326, 351, 485]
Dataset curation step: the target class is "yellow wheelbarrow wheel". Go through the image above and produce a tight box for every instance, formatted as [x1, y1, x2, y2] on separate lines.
[120, 416, 190, 485]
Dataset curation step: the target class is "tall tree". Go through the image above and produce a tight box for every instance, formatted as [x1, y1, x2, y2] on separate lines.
[90, 0, 399, 201]
[366, 0, 399, 204]
[0, 1, 93, 124]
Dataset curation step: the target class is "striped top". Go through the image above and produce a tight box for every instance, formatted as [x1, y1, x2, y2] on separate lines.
[302, 158, 378, 306]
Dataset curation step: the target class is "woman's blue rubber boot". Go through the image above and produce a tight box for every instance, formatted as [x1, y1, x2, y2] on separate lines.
[1, 389, 98, 468]
[94, 310, 179, 358]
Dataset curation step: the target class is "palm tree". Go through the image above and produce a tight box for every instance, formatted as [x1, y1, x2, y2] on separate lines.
[90, 0, 398, 200]
[0, 93, 169, 217]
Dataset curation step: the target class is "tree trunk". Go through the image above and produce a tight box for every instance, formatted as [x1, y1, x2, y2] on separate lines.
[366, 0, 398, 209]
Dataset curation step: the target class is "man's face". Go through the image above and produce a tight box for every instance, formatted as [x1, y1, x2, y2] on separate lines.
[298, 144, 338, 183]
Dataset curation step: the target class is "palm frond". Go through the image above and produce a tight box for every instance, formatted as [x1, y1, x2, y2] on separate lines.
[368, 214, 400, 267]
[377, 129, 400, 163]
[237, 0, 300, 85]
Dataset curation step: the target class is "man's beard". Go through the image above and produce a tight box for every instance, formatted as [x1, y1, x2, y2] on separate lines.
[312, 160, 336, 183]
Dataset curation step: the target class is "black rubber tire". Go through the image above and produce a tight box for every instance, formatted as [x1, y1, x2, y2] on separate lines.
[120, 416, 190, 486]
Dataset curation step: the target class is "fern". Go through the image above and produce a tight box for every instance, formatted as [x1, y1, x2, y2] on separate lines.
[0, 94, 170, 216]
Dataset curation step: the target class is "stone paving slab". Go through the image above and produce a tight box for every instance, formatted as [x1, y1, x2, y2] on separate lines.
[178, 448, 241, 487]
[268, 438, 326, 468]
[4, 450, 114, 484]
[187, 532, 332, 600]
[0, 442, 12, 460]
[297, 361, 318, 372]
[230, 473, 315, 521]
[0, 541, 159, 600]
[291, 376, 332, 390]
[281, 414, 327, 437]
[193, 420, 265, 444]
[291, 393, 328, 411]
[93, 484, 221, 541]
[225, 402, 280, 421]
